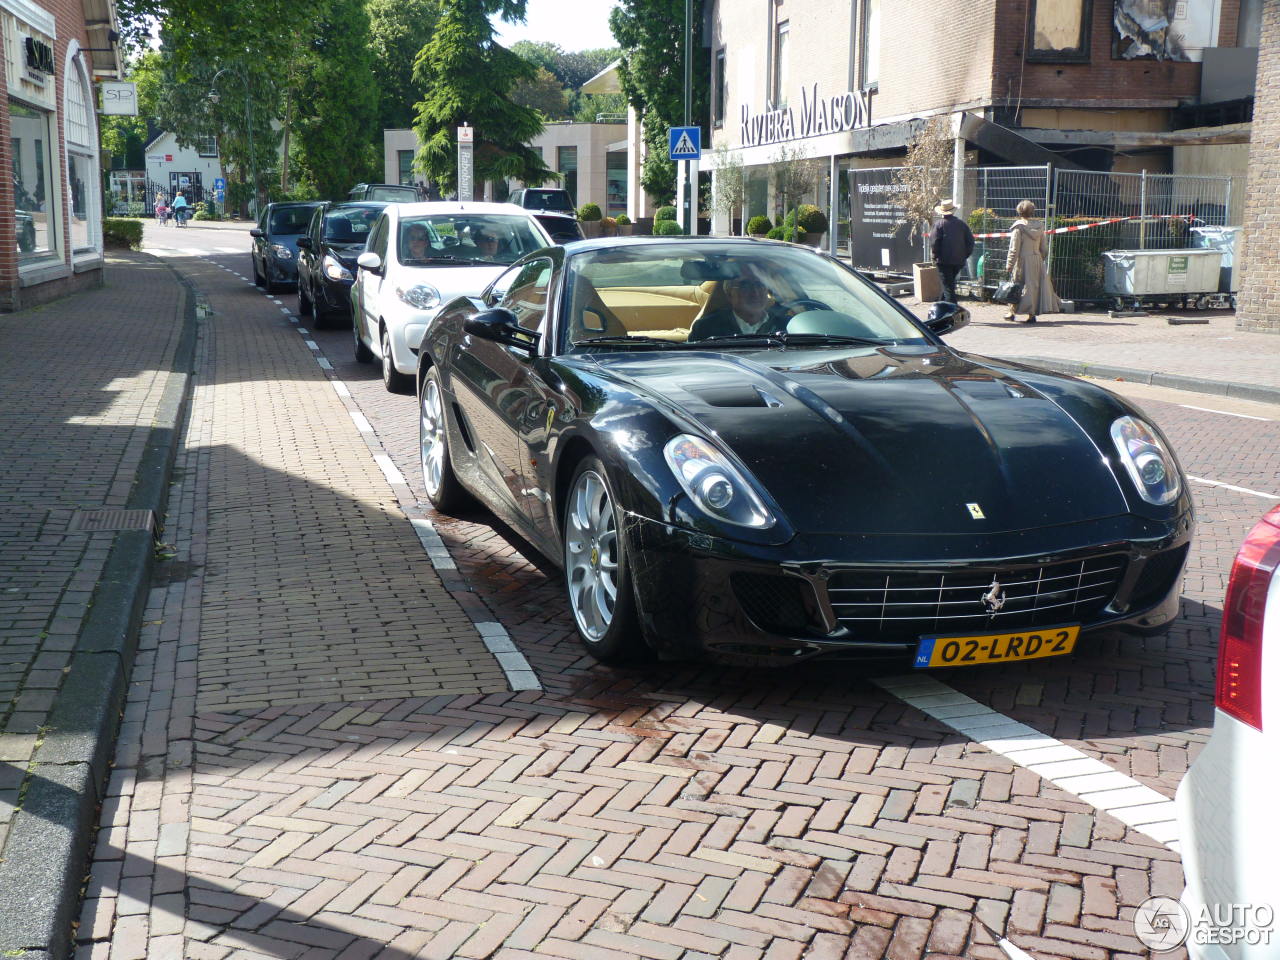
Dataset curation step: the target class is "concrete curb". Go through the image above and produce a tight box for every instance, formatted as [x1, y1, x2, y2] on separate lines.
[1006, 355, 1280, 406]
[0, 255, 198, 960]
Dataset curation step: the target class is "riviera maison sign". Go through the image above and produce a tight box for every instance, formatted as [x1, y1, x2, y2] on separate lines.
[741, 84, 869, 147]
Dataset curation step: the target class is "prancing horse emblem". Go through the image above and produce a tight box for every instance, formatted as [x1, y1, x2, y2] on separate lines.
[981, 577, 1006, 617]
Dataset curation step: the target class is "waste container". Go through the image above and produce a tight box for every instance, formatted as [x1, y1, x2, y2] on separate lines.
[1103, 248, 1223, 297]
[1189, 226, 1243, 293]
[913, 261, 941, 302]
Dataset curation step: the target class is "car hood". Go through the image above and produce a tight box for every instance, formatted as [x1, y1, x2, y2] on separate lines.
[400, 263, 505, 302]
[271, 235, 307, 255]
[325, 241, 368, 266]
[589, 345, 1131, 536]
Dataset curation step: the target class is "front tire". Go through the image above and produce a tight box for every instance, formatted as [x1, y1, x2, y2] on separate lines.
[299, 280, 313, 318]
[419, 367, 470, 513]
[381, 326, 413, 393]
[562, 457, 645, 663]
[353, 315, 374, 363]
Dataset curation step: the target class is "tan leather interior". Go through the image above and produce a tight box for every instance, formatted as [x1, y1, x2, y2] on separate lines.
[569, 275, 627, 340]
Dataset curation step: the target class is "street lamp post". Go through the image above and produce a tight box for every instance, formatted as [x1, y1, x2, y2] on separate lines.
[209, 64, 259, 219]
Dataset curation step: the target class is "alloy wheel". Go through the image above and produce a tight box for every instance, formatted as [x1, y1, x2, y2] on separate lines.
[420, 377, 445, 497]
[564, 469, 619, 642]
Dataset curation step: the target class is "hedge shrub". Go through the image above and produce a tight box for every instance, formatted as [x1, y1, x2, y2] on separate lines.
[795, 204, 828, 235]
[615, 213, 631, 225]
[765, 226, 785, 240]
[578, 202, 602, 221]
[747, 215, 772, 235]
[655, 205, 677, 222]
[653, 220, 684, 236]
[103, 218, 143, 249]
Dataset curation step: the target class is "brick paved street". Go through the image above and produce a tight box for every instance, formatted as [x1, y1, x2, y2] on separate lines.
[48, 224, 1280, 959]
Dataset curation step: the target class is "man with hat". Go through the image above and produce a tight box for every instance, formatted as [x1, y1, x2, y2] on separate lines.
[931, 199, 974, 304]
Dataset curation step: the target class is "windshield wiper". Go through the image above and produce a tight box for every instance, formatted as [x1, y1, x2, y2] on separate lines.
[683, 332, 885, 348]
[401, 256, 471, 265]
[573, 335, 679, 349]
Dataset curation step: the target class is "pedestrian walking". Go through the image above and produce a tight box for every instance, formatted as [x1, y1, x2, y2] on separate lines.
[155, 195, 170, 226]
[172, 191, 189, 228]
[1003, 200, 1061, 323]
[931, 199, 974, 304]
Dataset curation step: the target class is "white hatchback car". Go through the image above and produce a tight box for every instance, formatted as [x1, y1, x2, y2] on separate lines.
[1176, 505, 1280, 959]
[352, 202, 552, 392]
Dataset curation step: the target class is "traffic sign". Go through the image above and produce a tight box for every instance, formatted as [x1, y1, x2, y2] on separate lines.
[668, 126, 701, 160]
[214, 177, 226, 191]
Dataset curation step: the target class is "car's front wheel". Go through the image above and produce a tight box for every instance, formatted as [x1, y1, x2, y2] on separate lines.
[298, 279, 313, 318]
[381, 326, 413, 393]
[563, 457, 645, 663]
[353, 315, 373, 363]
[419, 367, 470, 512]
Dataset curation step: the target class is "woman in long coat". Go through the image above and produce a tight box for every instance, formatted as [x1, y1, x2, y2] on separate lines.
[1003, 200, 1061, 322]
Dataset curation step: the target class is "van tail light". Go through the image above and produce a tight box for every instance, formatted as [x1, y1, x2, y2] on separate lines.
[1216, 507, 1280, 731]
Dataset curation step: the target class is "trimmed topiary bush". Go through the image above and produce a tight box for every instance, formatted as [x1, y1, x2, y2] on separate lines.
[655, 205, 677, 222]
[765, 226, 786, 240]
[615, 213, 631, 225]
[746, 215, 772, 236]
[578, 202, 602, 221]
[653, 220, 684, 236]
[103, 218, 143, 249]
[796, 204, 828, 235]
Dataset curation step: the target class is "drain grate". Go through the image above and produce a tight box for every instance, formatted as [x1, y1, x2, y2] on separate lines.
[67, 509, 157, 533]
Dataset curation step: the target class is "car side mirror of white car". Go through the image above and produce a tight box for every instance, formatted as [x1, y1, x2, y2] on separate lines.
[357, 251, 382, 272]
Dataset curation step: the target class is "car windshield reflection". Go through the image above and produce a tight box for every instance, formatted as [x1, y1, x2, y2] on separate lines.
[398, 214, 545, 267]
[562, 241, 929, 351]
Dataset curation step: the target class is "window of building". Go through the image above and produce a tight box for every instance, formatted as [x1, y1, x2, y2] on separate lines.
[64, 55, 99, 254]
[557, 146, 578, 206]
[606, 151, 627, 217]
[397, 149, 415, 185]
[714, 49, 726, 127]
[860, 0, 880, 91]
[772, 21, 790, 106]
[196, 135, 218, 157]
[1028, 0, 1091, 62]
[10, 100, 57, 258]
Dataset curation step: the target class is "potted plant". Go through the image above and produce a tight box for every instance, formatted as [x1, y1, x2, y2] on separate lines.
[615, 213, 633, 236]
[795, 204, 829, 247]
[601, 216, 618, 237]
[747, 215, 772, 238]
[578, 202, 603, 238]
[654, 220, 684, 236]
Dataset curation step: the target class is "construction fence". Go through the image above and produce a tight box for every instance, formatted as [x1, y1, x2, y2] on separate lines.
[842, 165, 1237, 304]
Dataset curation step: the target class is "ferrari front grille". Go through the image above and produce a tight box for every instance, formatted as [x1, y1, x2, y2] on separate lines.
[825, 554, 1127, 641]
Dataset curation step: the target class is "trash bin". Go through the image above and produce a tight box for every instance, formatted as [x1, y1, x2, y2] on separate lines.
[1103, 248, 1223, 297]
[1190, 226, 1243, 293]
[913, 261, 941, 302]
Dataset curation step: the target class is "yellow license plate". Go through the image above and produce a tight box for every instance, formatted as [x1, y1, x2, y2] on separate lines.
[914, 624, 1079, 669]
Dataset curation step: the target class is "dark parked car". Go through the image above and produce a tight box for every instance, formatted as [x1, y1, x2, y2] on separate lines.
[347, 183, 420, 203]
[533, 212, 585, 244]
[414, 237, 1193, 667]
[296, 201, 385, 325]
[250, 202, 322, 292]
[509, 187, 575, 214]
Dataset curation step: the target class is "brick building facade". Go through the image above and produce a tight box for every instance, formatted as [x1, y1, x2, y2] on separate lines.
[1235, 0, 1278, 334]
[1, 0, 122, 312]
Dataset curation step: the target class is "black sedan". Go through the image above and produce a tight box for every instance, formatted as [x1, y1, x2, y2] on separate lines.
[296, 201, 385, 325]
[250, 201, 321, 292]
[415, 238, 1193, 667]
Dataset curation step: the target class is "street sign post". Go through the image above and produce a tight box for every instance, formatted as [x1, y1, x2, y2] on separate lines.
[100, 81, 138, 115]
[457, 125, 474, 202]
[669, 127, 701, 234]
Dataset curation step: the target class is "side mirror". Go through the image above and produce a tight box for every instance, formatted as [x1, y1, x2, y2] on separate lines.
[356, 251, 382, 272]
[464, 307, 540, 353]
[925, 301, 970, 336]
[249, 228, 264, 238]
[296, 236, 312, 251]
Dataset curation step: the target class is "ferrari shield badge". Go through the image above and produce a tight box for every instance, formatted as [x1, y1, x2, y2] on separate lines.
[967, 502, 985, 520]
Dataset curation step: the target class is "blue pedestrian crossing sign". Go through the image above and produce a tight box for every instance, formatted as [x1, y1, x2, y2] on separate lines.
[668, 126, 701, 160]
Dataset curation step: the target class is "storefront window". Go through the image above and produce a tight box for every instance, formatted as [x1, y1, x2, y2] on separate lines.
[558, 146, 578, 206]
[64, 59, 98, 253]
[398, 149, 414, 185]
[109, 171, 148, 216]
[10, 100, 56, 257]
[773, 21, 790, 106]
[606, 151, 627, 217]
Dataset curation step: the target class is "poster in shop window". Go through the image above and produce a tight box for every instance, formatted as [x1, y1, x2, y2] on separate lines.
[847, 168, 922, 275]
[1113, 0, 1222, 62]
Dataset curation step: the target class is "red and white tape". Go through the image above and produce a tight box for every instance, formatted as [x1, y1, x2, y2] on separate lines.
[971, 214, 1198, 241]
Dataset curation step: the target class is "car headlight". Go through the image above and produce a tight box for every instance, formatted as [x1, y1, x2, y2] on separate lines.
[664, 434, 775, 528]
[396, 284, 441, 310]
[1110, 415, 1181, 506]
[269, 243, 293, 260]
[322, 254, 352, 282]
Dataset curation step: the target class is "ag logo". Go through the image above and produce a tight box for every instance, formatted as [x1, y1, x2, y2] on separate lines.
[1134, 897, 1191, 951]
[966, 502, 985, 519]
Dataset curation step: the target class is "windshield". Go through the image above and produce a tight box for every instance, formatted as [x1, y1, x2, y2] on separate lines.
[398, 214, 547, 266]
[561, 242, 928, 351]
[269, 206, 314, 236]
[323, 206, 380, 243]
[368, 185, 418, 202]
[522, 189, 574, 213]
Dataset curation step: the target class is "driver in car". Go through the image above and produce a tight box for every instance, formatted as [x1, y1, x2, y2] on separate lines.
[470, 227, 501, 260]
[688, 263, 791, 341]
[404, 223, 432, 259]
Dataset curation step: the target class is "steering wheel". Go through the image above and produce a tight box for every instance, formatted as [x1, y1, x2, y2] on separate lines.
[778, 297, 833, 314]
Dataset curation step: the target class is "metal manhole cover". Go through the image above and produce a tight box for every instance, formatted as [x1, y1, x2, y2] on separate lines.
[67, 509, 156, 533]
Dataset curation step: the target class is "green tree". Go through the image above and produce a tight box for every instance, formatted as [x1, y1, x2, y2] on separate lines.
[609, 0, 709, 204]
[573, 91, 627, 123]
[511, 66, 571, 121]
[367, 0, 440, 130]
[412, 0, 554, 195]
[100, 51, 163, 168]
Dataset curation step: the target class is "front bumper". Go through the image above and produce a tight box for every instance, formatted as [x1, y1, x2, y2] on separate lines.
[268, 256, 298, 283]
[317, 276, 354, 317]
[624, 511, 1193, 666]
